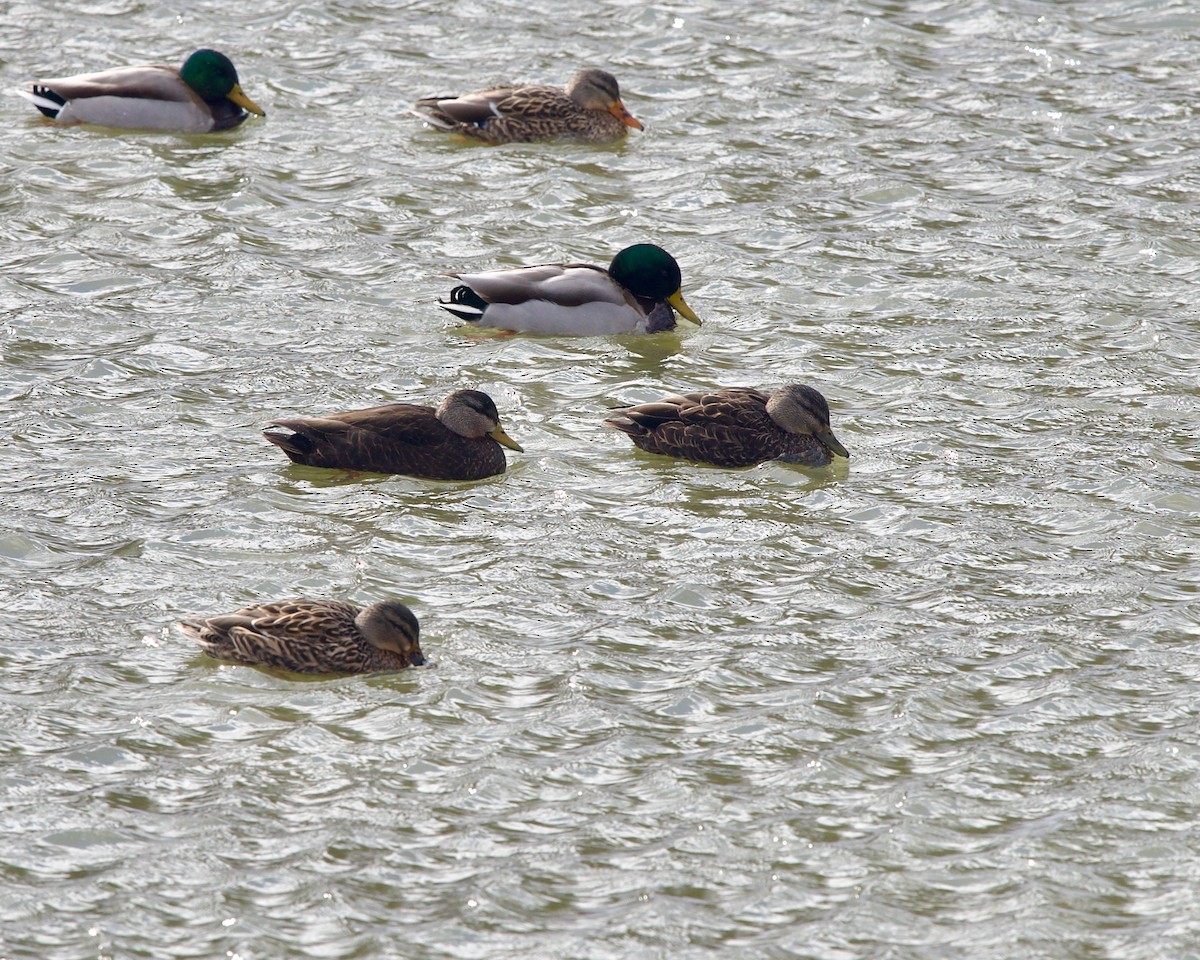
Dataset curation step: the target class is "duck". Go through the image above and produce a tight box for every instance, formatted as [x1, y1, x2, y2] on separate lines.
[17, 49, 265, 133]
[182, 599, 425, 674]
[413, 68, 642, 144]
[263, 389, 523, 480]
[605, 384, 849, 468]
[440, 243, 701, 335]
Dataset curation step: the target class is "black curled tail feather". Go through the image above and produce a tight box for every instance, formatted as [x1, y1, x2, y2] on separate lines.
[31, 85, 67, 119]
[439, 284, 489, 322]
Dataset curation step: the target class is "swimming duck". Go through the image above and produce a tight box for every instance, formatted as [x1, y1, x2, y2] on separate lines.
[414, 68, 642, 144]
[182, 598, 424, 674]
[263, 389, 523, 480]
[605, 384, 849, 468]
[441, 243, 701, 335]
[18, 49, 265, 133]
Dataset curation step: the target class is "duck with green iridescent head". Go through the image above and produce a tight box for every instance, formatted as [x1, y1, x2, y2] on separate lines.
[18, 49, 265, 133]
[440, 243, 701, 335]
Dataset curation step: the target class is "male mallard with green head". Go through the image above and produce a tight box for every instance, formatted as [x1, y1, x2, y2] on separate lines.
[18, 49, 265, 133]
[441, 243, 701, 335]
[414, 68, 642, 144]
[606, 384, 849, 468]
[263, 389, 523, 480]
[182, 599, 425, 674]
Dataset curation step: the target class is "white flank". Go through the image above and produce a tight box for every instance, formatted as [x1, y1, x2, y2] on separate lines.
[479, 299, 648, 335]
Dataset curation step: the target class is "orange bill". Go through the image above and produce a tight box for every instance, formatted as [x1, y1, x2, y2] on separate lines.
[609, 99, 643, 130]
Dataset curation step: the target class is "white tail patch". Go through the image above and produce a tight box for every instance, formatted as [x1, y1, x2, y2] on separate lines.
[15, 87, 63, 116]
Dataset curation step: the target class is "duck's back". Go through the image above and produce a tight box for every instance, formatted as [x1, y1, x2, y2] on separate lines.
[265, 403, 507, 480]
[609, 389, 785, 467]
[450, 264, 651, 334]
[184, 600, 405, 674]
[417, 82, 624, 143]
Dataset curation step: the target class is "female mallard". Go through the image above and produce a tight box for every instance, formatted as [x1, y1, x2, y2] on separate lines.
[18, 49, 265, 133]
[182, 599, 425, 674]
[605, 384, 849, 468]
[414, 68, 642, 144]
[263, 389, 523, 480]
[441, 243, 701, 335]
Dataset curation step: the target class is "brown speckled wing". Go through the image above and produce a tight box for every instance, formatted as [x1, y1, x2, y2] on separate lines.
[187, 600, 408, 674]
[188, 599, 359, 663]
[417, 83, 625, 143]
[330, 404, 449, 446]
[609, 388, 784, 467]
[239, 599, 361, 638]
[266, 404, 507, 480]
[416, 85, 570, 142]
[494, 86, 575, 119]
[680, 389, 773, 427]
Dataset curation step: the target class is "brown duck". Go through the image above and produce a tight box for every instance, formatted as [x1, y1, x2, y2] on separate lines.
[605, 384, 849, 468]
[263, 389, 523, 480]
[414, 68, 642, 144]
[182, 599, 424, 674]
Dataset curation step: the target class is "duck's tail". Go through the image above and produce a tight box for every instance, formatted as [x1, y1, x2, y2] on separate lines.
[439, 284, 488, 323]
[17, 85, 66, 119]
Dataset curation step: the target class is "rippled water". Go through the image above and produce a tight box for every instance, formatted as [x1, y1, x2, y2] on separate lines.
[2, 1, 1199, 957]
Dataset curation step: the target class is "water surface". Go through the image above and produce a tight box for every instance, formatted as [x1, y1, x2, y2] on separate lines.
[2, 1, 1199, 958]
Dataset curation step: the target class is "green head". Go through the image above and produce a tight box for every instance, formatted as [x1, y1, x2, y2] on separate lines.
[180, 49, 265, 116]
[608, 244, 701, 325]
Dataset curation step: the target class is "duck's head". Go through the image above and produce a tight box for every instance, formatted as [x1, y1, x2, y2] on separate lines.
[356, 600, 426, 667]
[608, 243, 701, 325]
[767, 384, 849, 459]
[437, 389, 524, 452]
[568, 68, 643, 130]
[180, 49, 265, 117]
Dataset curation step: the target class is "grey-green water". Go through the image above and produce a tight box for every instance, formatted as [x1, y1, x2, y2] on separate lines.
[2, 1, 1199, 958]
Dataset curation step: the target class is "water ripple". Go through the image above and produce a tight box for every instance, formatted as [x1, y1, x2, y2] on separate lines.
[3, 1, 1200, 958]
